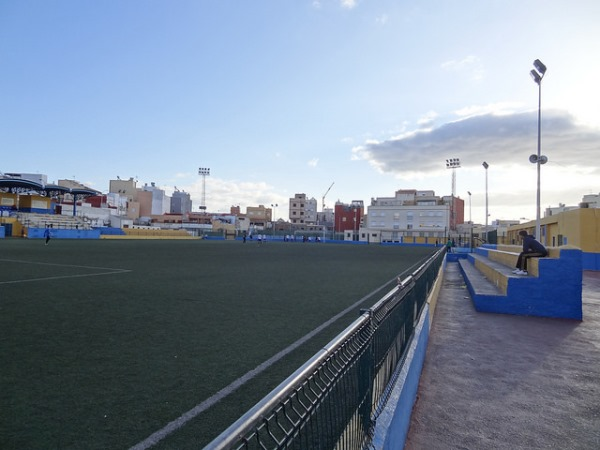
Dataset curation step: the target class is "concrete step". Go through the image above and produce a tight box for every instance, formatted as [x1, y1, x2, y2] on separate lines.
[457, 258, 504, 297]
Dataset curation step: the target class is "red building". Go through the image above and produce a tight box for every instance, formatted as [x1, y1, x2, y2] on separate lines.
[334, 200, 364, 233]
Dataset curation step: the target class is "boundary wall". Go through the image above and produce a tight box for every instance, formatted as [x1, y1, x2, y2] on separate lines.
[27, 227, 101, 239]
[370, 255, 445, 448]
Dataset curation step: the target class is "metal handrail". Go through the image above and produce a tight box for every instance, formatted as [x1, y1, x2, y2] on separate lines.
[205, 247, 445, 450]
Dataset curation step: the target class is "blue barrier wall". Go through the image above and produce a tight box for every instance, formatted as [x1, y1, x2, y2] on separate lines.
[27, 227, 101, 239]
[371, 305, 431, 449]
[0, 226, 5, 238]
[98, 227, 126, 236]
[582, 252, 600, 271]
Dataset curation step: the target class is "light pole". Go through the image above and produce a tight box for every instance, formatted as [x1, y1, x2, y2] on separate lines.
[446, 158, 461, 231]
[198, 167, 210, 211]
[270, 203, 278, 237]
[482, 162, 489, 242]
[270, 203, 278, 221]
[467, 190, 473, 250]
[467, 191, 472, 224]
[529, 59, 548, 240]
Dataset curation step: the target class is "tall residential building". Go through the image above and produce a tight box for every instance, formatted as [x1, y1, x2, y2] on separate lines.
[142, 182, 170, 215]
[289, 194, 318, 225]
[109, 177, 137, 202]
[305, 197, 318, 224]
[289, 193, 307, 225]
[580, 193, 600, 208]
[171, 190, 192, 215]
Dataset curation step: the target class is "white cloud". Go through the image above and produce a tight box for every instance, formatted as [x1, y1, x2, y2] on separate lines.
[417, 110, 438, 127]
[353, 109, 599, 175]
[308, 157, 319, 167]
[351, 109, 600, 221]
[340, 0, 357, 9]
[454, 102, 523, 118]
[441, 55, 484, 81]
[181, 178, 288, 214]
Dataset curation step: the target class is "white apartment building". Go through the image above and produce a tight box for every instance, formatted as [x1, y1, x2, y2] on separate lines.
[580, 193, 600, 208]
[142, 182, 171, 215]
[305, 197, 317, 223]
[362, 189, 451, 243]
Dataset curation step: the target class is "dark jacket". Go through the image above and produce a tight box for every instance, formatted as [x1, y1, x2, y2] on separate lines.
[522, 235, 547, 255]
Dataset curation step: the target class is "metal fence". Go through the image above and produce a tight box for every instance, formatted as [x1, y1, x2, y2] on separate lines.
[205, 247, 446, 450]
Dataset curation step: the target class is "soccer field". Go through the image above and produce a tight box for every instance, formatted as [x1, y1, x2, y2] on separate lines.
[0, 239, 436, 449]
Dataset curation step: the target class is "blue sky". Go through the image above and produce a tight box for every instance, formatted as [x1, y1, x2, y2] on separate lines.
[1, 0, 599, 223]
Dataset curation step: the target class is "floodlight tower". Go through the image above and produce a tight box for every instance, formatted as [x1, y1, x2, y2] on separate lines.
[482, 161, 489, 241]
[198, 167, 210, 211]
[446, 158, 461, 230]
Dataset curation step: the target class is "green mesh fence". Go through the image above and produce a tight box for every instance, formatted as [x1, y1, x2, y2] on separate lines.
[205, 247, 446, 450]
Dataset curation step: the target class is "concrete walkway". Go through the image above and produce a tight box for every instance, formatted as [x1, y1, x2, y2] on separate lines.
[405, 262, 600, 450]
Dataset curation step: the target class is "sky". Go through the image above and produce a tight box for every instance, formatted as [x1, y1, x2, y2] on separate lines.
[1, 0, 599, 224]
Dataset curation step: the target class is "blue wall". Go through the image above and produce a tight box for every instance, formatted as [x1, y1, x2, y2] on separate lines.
[28, 227, 101, 239]
[582, 252, 600, 271]
[371, 305, 431, 449]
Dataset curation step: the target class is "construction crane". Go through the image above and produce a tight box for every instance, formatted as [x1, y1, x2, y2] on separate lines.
[322, 182, 334, 211]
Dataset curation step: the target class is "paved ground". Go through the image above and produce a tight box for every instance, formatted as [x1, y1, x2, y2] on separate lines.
[404, 262, 600, 450]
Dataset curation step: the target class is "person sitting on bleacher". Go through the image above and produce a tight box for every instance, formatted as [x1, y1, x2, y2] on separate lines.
[513, 230, 548, 276]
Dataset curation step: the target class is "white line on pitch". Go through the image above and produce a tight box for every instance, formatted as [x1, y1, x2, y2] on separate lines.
[129, 276, 397, 450]
[0, 270, 132, 285]
[0, 258, 129, 272]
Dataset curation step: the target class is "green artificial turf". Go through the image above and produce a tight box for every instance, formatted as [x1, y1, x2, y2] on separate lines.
[0, 239, 435, 449]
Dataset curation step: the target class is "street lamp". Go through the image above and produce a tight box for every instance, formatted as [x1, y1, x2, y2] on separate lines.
[467, 191, 472, 224]
[530, 59, 548, 240]
[467, 190, 473, 250]
[270, 203, 278, 221]
[482, 162, 489, 242]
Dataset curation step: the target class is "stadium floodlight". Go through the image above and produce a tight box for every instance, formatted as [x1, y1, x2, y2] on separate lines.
[445, 158, 461, 168]
[482, 162, 489, 242]
[530, 59, 547, 240]
[198, 167, 210, 210]
[446, 158, 461, 230]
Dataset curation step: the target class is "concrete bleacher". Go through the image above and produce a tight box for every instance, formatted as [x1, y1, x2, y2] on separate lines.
[457, 244, 583, 320]
[17, 212, 91, 230]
